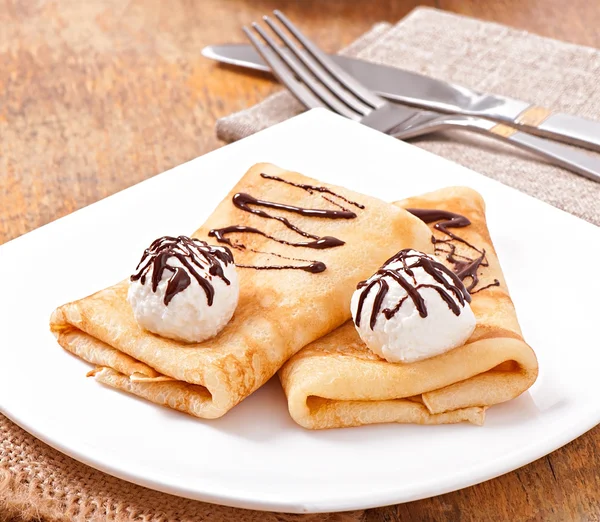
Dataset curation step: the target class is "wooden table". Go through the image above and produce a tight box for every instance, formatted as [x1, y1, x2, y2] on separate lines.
[1, 1, 598, 521]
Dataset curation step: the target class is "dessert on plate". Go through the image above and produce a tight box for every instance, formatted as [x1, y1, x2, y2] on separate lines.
[50, 163, 431, 418]
[279, 186, 538, 429]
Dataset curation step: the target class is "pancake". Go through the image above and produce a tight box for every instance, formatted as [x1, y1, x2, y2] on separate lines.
[279, 186, 538, 429]
[50, 163, 432, 418]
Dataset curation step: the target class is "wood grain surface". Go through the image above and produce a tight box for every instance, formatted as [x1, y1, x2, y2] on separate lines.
[1, 1, 599, 521]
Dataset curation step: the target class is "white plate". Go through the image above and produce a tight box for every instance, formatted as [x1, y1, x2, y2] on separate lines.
[1, 109, 599, 514]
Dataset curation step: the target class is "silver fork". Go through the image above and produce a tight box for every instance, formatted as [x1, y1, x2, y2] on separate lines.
[243, 11, 600, 184]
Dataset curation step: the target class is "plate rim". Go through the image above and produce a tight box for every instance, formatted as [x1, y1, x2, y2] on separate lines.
[2, 402, 599, 513]
[1, 109, 599, 514]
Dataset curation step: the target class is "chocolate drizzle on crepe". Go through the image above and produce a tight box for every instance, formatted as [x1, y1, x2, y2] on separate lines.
[234, 248, 327, 273]
[209, 173, 364, 273]
[354, 250, 471, 330]
[406, 208, 500, 294]
[131, 236, 234, 306]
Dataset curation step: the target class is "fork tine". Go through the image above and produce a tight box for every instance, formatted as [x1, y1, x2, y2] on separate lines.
[273, 10, 384, 108]
[262, 15, 372, 116]
[251, 23, 361, 120]
[243, 26, 327, 113]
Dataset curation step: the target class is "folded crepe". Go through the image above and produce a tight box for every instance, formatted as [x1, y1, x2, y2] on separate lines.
[279, 186, 538, 429]
[50, 163, 432, 418]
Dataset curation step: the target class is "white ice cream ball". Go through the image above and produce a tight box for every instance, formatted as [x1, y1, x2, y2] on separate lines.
[351, 249, 476, 363]
[128, 236, 239, 343]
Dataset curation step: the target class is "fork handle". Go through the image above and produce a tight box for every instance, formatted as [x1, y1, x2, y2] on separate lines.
[396, 116, 600, 184]
[482, 123, 600, 184]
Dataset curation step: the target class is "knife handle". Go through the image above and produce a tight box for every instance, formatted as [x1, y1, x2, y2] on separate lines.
[513, 109, 600, 153]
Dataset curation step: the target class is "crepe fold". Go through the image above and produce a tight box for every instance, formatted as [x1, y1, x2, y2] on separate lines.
[279, 186, 538, 429]
[50, 163, 432, 419]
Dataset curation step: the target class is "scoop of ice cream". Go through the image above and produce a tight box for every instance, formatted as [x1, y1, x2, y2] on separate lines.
[350, 249, 475, 363]
[128, 236, 239, 343]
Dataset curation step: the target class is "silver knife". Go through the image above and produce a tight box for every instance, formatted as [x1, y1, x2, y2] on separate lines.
[202, 44, 600, 153]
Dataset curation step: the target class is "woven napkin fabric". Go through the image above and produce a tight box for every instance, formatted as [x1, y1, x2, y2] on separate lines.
[218, 7, 600, 226]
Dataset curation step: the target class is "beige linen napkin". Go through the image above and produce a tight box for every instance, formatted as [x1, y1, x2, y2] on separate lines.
[3, 7, 600, 522]
[218, 7, 600, 226]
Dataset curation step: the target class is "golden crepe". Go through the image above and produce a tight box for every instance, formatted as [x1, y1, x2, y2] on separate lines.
[50, 163, 432, 418]
[279, 186, 538, 429]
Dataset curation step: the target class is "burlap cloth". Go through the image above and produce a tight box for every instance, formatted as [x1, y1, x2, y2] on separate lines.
[2, 7, 600, 522]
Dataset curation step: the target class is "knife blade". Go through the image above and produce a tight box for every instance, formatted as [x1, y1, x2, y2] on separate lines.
[202, 43, 600, 153]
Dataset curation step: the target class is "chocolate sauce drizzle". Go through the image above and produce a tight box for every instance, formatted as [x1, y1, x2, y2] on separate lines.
[237, 260, 326, 273]
[233, 247, 326, 273]
[209, 225, 344, 250]
[130, 236, 234, 306]
[354, 250, 471, 330]
[406, 208, 500, 293]
[209, 173, 363, 273]
[259, 173, 365, 210]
